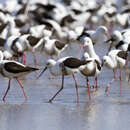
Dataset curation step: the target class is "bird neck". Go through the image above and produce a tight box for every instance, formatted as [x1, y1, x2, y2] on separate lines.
[84, 43, 96, 58]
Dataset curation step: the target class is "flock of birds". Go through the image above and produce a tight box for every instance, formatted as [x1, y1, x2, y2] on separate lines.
[0, 0, 129, 103]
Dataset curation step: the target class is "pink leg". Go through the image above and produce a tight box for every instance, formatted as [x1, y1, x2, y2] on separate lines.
[105, 78, 116, 95]
[125, 56, 129, 82]
[77, 45, 83, 58]
[2, 79, 11, 102]
[72, 74, 79, 103]
[113, 69, 117, 80]
[125, 58, 128, 66]
[106, 23, 112, 37]
[86, 77, 91, 100]
[32, 52, 37, 78]
[128, 74, 130, 82]
[119, 69, 122, 96]
[49, 75, 64, 102]
[16, 78, 28, 103]
[49, 74, 53, 80]
[95, 77, 98, 89]
[23, 53, 26, 65]
[32, 52, 37, 67]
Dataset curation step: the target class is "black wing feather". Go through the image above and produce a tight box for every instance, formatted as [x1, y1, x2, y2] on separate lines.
[4, 62, 38, 73]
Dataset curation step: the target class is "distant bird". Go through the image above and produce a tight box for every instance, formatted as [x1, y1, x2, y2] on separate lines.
[102, 49, 128, 94]
[41, 37, 68, 58]
[30, 23, 53, 38]
[105, 30, 130, 53]
[44, 19, 84, 42]
[0, 51, 39, 102]
[77, 26, 109, 44]
[3, 34, 43, 65]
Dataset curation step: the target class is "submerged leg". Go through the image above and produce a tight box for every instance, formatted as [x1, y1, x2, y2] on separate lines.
[2, 79, 11, 102]
[72, 74, 79, 103]
[49, 75, 64, 102]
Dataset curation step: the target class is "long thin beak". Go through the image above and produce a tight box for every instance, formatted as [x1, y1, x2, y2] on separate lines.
[104, 38, 112, 43]
[107, 43, 112, 54]
[101, 60, 104, 67]
[37, 66, 47, 79]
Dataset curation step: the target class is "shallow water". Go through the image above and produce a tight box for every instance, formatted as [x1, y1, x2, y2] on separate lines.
[0, 42, 130, 130]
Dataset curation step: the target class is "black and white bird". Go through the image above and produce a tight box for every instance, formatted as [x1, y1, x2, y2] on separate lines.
[77, 26, 109, 44]
[82, 37, 101, 63]
[3, 34, 43, 65]
[79, 56, 102, 99]
[102, 49, 128, 94]
[80, 37, 102, 89]
[37, 56, 93, 103]
[105, 30, 130, 52]
[41, 37, 68, 58]
[0, 51, 39, 102]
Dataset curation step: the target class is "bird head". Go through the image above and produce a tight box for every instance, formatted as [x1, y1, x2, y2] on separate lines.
[102, 56, 109, 67]
[83, 37, 93, 47]
[97, 26, 108, 36]
[112, 30, 122, 42]
[37, 59, 56, 79]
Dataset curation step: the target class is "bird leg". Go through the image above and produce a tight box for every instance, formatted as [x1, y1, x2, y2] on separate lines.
[128, 74, 130, 83]
[23, 52, 26, 65]
[72, 74, 79, 103]
[113, 69, 117, 80]
[105, 78, 116, 95]
[125, 57, 129, 67]
[119, 69, 122, 96]
[2, 79, 11, 102]
[32, 52, 37, 78]
[95, 77, 98, 89]
[49, 75, 64, 103]
[32, 52, 37, 67]
[16, 78, 28, 103]
[106, 23, 112, 37]
[86, 77, 91, 100]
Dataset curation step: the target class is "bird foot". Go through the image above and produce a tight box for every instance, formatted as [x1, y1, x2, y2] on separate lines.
[2, 98, 6, 102]
[48, 99, 53, 103]
[105, 85, 109, 95]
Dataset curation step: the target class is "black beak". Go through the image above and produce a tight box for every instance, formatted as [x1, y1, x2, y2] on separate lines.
[104, 38, 112, 43]
[101, 60, 104, 67]
[37, 66, 47, 79]
[105, 36, 115, 43]
[127, 44, 130, 52]
[107, 43, 112, 54]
